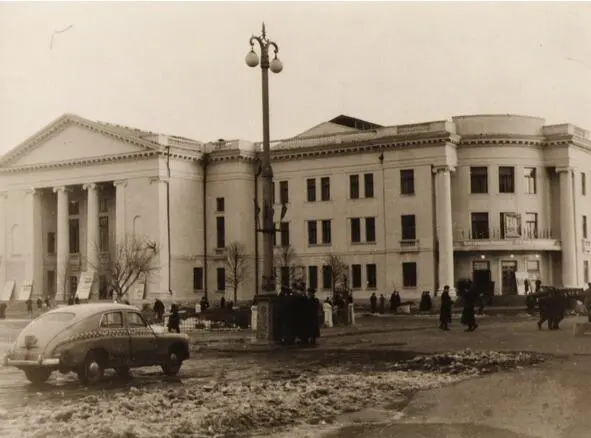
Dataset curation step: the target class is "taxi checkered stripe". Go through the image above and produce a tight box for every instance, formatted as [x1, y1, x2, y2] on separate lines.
[54, 327, 158, 349]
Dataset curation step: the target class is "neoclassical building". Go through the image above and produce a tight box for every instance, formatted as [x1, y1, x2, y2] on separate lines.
[0, 113, 589, 303]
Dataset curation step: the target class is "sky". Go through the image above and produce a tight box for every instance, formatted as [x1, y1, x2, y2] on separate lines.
[2, 1, 591, 152]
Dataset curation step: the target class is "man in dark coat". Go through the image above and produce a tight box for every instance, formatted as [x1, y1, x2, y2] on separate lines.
[167, 303, 181, 333]
[460, 282, 478, 331]
[439, 285, 453, 330]
[537, 289, 553, 330]
[370, 292, 377, 314]
[378, 294, 386, 314]
[390, 291, 401, 312]
[306, 288, 321, 345]
[153, 298, 165, 323]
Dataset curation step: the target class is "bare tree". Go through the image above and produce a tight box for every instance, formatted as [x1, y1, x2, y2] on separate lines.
[225, 241, 250, 306]
[274, 245, 300, 289]
[92, 235, 159, 301]
[324, 254, 349, 299]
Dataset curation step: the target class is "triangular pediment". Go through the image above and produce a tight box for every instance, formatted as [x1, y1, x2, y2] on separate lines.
[0, 114, 161, 168]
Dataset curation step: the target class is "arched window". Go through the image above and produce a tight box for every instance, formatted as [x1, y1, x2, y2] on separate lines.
[133, 215, 143, 238]
[10, 224, 21, 256]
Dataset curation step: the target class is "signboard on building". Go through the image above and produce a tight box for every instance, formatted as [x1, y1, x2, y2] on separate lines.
[1, 281, 15, 302]
[515, 272, 530, 295]
[504, 213, 522, 238]
[76, 271, 95, 300]
[131, 277, 146, 301]
[17, 281, 33, 301]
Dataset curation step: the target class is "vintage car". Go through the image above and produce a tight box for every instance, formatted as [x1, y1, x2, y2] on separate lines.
[3, 302, 190, 385]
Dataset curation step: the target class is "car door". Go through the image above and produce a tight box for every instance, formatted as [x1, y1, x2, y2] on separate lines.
[125, 311, 158, 366]
[98, 311, 131, 368]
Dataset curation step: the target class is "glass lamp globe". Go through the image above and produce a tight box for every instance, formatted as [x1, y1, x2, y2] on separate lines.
[245, 50, 259, 67]
[270, 57, 283, 73]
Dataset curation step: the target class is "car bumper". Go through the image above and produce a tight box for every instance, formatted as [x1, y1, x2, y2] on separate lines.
[3, 356, 60, 367]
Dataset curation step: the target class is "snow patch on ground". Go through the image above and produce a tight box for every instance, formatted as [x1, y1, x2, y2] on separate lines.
[2, 350, 543, 438]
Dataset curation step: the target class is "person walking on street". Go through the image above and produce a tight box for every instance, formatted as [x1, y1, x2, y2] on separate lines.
[378, 294, 385, 314]
[461, 281, 478, 332]
[390, 290, 401, 313]
[167, 303, 181, 333]
[439, 285, 453, 331]
[370, 292, 377, 314]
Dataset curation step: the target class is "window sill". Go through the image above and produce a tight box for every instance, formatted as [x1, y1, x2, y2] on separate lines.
[400, 193, 415, 197]
[402, 286, 417, 289]
[308, 243, 332, 247]
[350, 241, 376, 245]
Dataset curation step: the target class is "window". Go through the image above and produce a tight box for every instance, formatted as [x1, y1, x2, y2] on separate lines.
[99, 198, 109, 214]
[100, 311, 124, 329]
[99, 216, 109, 252]
[320, 177, 330, 201]
[322, 265, 332, 290]
[351, 264, 362, 289]
[306, 179, 316, 202]
[583, 173, 587, 196]
[193, 267, 203, 290]
[401, 215, 416, 240]
[47, 232, 56, 255]
[308, 266, 318, 290]
[216, 267, 226, 291]
[366, 264, 377, 289]
[471, 212, 490, 239]
[307, 220, 317, 245]
[527, 260, 540, 273]
[69, 275, 78, 295]
[470, 167, 488, 194]
[499, 166, 515, 193]
[280, 266, 290, 288]
[279, 181, 289, 204]
[524, 167, 536, 194]
[402, 262, 417, 288]
[321, 220, 331, 244]
[524, 212, 538, 238]
[585, 261, 590, 283]
[127, 312, 147, 328]
[69, 219, 80, 253]
[400, 169, 415, 195]
[280, 222, 290, 247]
[216, 216, 225, 248]
[584, 215, 588, 239]
[68, 200, 79, 216]
[47, 270, 55, 296]
[500, 212, 521, 239]
[364, 173, 374, 198]
[349, 175, 359, 199]
[365, 217, 376, 242]
[216, 197, 225, 212]
[350, 218, 361, 243]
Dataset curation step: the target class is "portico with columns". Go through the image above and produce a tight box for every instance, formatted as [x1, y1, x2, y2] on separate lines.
[433, 164, 456, 296]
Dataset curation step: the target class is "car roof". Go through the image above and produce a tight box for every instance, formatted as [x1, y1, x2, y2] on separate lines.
[44, 302, 139, 319]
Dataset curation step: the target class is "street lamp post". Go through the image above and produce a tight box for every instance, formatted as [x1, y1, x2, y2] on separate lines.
[246, 23, 283, 340]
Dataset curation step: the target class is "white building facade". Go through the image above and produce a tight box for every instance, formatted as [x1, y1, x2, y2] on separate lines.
[1, 113, 590, 304]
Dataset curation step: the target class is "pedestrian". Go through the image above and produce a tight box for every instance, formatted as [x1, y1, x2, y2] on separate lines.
[537, 289, 552, 330]
[460, 281, 478, 331]
[167, 303, 181, 333]
[323, 298, 333, 328]
[26, 299, 33, 315]
[220, 297, 226, 309]
[74, 296, 80, 305]
[307, 288, 321, 345]
[370, 292, 377, 314]
[526, 291, 536, 312]
[439, 285, 453, 331]
[67, 296, 74, 306]
[390, 290, 401, 313]
[153, 298, 165, 323]
[199, 295, 210, 311]
[36, 297, 42, 309]
[378, 294, 385, 314]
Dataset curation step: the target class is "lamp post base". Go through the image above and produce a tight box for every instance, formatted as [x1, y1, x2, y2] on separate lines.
[255, 293, 278, 342]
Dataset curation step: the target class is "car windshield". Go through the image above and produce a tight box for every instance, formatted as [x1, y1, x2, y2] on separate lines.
[15, 312, 77, 349]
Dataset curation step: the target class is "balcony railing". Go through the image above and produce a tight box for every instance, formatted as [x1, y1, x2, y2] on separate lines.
[399, 239, 420, 252]
[453, 228, 561, 251]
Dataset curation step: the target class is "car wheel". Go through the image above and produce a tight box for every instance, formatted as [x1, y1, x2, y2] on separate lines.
[77, 351, 105, 385]
[24, 368, 52, 385]
[161, 348, 182, 376]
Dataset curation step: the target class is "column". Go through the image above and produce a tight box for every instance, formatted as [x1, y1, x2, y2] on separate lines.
[113, 180, 127, 242]
[557, 167, 577, 287]
[84, 183, 99, 298]
[433, 166, 456, 296]
[0, 191, 7, 291]
[150, 177, 170, 300]
[53, 186, 70, 301]
[25, 189, 43, 298]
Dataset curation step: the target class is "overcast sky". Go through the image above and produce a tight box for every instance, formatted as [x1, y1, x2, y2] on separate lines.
[1, 1, 591, 152]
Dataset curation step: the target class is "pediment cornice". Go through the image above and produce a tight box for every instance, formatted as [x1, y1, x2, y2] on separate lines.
[0, 114, 164, 168]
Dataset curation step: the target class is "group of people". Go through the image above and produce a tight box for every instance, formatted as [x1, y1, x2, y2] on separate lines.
[369, 291, 402, 314]
[275, 286, 321, 346]
[438, 283, 480, 332]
